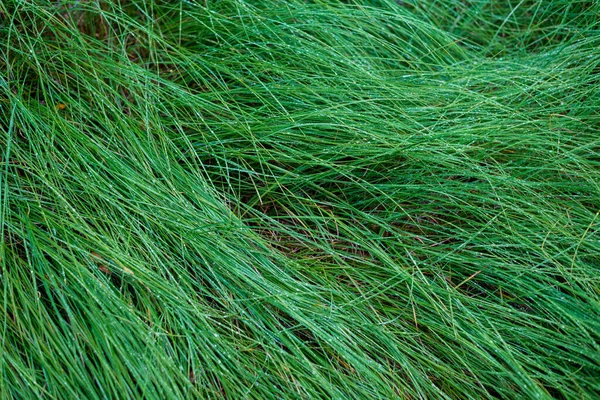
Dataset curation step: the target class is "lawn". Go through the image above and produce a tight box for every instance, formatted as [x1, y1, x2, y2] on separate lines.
[1, 0, 599, 398]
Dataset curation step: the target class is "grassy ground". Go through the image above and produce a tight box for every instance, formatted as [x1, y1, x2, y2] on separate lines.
[1, 0, 599, 398]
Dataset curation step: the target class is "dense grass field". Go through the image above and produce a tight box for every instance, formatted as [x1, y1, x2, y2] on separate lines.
[1, 0, 599, 398]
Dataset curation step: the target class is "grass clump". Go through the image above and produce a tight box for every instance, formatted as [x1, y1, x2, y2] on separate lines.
[1, 0, 599, 398]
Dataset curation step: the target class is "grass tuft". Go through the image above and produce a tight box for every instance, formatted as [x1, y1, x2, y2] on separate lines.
[1, 0, 599, 398]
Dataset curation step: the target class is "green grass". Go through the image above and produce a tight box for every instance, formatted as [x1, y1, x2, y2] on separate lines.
[1, 0, 599, 398]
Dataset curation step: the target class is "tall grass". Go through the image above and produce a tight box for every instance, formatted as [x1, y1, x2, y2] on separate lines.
[1, 0, 599, 398]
